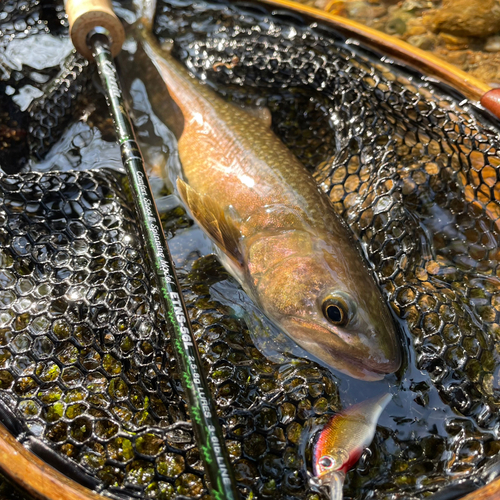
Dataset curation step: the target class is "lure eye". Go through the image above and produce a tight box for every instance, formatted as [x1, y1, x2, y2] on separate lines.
[322, 297, 349, 326]
[319, 456, 335, 470]
[317, 450, 349, 474]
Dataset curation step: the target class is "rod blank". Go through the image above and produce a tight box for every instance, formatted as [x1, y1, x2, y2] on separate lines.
[64, 1, 240, 498]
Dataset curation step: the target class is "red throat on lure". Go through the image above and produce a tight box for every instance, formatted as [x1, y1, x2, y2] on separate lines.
[313, 393, 392, 480]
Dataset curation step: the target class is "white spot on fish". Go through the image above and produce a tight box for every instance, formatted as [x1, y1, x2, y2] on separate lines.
[192, 112, 204, 126]
[240, 174, 255, 188]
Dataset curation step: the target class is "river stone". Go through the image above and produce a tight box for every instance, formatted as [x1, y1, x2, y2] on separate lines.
[485, 35, 500, 52]
[424, 0, 500, 37]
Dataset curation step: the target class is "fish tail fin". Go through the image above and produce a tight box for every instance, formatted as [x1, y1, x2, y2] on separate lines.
[176, 178, 244, 268]
[133, 0, 157, 32]
[131, 0, 176, 63]
[376, 393, 393, 413]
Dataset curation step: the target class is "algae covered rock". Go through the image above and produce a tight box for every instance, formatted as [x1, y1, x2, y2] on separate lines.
[424, 0, 500, 37]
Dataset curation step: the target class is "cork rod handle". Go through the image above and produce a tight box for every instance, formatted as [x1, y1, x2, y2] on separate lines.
[65, 0, 125, 60]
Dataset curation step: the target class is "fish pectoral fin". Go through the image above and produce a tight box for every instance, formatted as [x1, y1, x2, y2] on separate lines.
[176, 178, 244, 267]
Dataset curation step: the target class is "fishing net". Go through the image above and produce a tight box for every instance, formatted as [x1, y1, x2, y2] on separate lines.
[2, 0, 500, 499]
[0, 0, 93, 172]
[160, 0, 500, 427]
[0, 167, 341, 500]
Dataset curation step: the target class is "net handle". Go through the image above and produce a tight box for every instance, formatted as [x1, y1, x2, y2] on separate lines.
[254, 0, 500, 119]
[0, 421, 101, 500]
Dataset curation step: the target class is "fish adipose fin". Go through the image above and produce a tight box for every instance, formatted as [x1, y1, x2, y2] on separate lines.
[240, 105, 272, 128]
[176, 178, 244, 267]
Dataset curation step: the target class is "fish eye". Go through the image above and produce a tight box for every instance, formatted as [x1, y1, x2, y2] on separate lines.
[322, 297, 349, 326]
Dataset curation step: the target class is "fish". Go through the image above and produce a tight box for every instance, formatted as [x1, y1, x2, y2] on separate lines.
[313, 393, 392, 500]
[132, 0, 401, 381]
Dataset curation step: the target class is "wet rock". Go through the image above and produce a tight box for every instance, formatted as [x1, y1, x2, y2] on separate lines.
[424, 0, 500, 38]
[485, 35, 500, 52]
[437, 33, 471, 50]
[407, 33, 436, 50]
[313, 0, 345, 14]
[345, 0, 387, 25]
[385, 8, 413, 35]
[435, 49, 469, 71]
[400, 0, 433, 13]
[470, 59, 500, 85]
[404, 18, 428, 39]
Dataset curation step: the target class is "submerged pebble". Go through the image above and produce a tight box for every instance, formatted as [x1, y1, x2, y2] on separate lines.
[484, 35, 500, 52]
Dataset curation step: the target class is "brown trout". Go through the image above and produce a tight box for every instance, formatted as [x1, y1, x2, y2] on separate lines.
[134, 0, 401, 381]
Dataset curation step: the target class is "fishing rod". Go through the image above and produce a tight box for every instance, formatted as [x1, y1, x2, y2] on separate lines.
[64, 1, 239, 499]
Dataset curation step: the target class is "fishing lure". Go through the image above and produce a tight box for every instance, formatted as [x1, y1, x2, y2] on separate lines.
[313, 394, 392, 500]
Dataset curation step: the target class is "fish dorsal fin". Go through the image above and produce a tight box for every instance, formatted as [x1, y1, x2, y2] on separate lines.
[176, 178, 244, 267]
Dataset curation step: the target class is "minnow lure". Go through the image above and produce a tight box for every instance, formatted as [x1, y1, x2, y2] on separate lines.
[313, 394, 392, 500]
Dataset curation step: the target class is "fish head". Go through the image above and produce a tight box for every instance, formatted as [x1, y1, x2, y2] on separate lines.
[255, 252, 401, 380]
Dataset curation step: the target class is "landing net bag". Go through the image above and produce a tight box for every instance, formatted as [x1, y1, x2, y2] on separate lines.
[1, 1, 500, 499]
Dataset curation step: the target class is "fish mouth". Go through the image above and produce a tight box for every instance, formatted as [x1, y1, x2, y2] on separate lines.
[284, 317, 400, 380]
